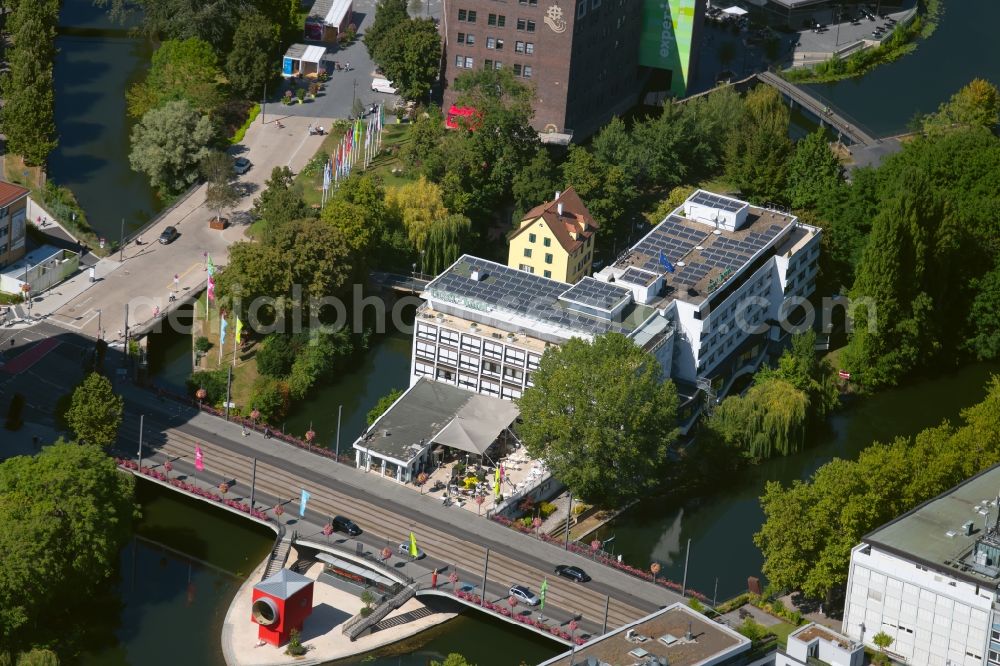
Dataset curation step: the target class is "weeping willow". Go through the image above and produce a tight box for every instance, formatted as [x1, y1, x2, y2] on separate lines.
[710, 378, 809, 459]
[423, 213, 471, 275]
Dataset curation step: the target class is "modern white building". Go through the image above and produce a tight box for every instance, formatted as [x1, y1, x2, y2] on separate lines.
[778, 623, 863, 666]
[842, 464, 1000, 666]
[413, 190, 821, 428]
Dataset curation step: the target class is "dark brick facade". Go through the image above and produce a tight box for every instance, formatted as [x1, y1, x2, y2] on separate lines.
[440, 0, 654, 141]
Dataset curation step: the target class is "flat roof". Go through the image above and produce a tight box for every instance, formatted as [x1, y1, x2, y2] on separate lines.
[356, 378, 518, 463]
[308, 0, 352, 26]
[790, 623, 860, 651]
[864, 463, 1000, 586]
[1, 246, 72, 279]
[284, 43, 327, 63]
[613, 204, 796, 307]
[424, 256, 655, 340]
[767, 0, 831, 8]
[539, 603, 750, 666]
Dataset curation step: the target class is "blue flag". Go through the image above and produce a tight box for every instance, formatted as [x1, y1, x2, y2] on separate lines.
[219, 317, 227, 347]
[300, 489, 311, 516]
[659, 250, 675, 274]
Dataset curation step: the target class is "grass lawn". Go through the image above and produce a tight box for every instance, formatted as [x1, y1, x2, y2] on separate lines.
[295, 122, 417, 208]
[767, 621, 798, 648]
[191, 293, 261, 411]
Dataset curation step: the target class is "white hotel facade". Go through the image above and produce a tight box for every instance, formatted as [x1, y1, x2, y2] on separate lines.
[408, 190, 821, 425]
[843, 465, 1000, 666]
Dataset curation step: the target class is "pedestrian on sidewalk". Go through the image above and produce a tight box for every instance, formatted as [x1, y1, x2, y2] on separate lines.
[263, 427, 271, 439]
[174, 274, 180, 290]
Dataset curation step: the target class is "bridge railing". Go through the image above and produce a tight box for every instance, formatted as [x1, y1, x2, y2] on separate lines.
[342, 583, 416, 640]
[758, 71, 879, 143]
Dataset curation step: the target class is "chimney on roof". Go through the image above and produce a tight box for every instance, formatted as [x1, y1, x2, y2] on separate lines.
[685, 622, 693, 641]
[557, 202, 564, 216]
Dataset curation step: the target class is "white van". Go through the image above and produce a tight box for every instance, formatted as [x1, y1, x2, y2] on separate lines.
[371, 77, 398, 94]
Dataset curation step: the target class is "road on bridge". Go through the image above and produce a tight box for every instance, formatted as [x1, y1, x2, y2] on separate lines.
[115, 385, 686, 637]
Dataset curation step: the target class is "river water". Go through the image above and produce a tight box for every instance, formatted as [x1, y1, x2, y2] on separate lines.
[49, 0, 161, 241]
[591, 361, 1000, 602]
[82, 482, 562, 666]
[803, 1, 1000, 137]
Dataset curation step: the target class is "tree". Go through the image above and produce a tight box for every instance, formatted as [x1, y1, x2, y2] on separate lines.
[385, 176, 450, 251]
[14, 650, 58, 666]
[965, 260, 1000, 361]
[364, 0, 410, 61]
[126, 38, 224, 118]
[252, 166, 311, 236]
[375, 19, 442, 101]
[517, 333, 678, 507]
[129, 100, 215, 194]
[872, 631, 894, 661]
[226, 11, 279, 100]
[249, 376, 290, 423]
[755, 331, 839, 421]
[0, 441, 135, 652]
[644, 185, 696, 225]
[511, 147, 560, 220]
[424, 213, 471, 275]
[562, 145, 636, 245]
[367, 388, 404, 425]
[402, 105, 447, 172]
[923, 78, 1000, 133]
[707, 378, 809, 459]
[256, 334, 296, 377]
[785, 128, 842, 210]
[725, 85, 793, 203]
[0, 0, 59, 166]
[65, 373, 124, 448]
[201, 152, 241, 222]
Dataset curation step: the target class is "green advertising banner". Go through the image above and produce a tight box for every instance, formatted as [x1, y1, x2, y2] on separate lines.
[639, 0, 697, 96]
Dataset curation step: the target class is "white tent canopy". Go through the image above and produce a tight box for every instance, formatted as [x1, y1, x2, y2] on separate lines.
[434, 395, 520, 456]
[722, 5, 748, 15]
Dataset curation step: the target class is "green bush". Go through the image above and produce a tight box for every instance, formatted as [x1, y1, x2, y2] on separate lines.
[301, 151, 329, 178]
[688, 597, 705, 613]
[229, 103, 260, 145]
[256, 334, 295, 377]
[188, 369, 228, 404]
[249, 375, 290, 423]
[285, 628, 306, 656]
[538, 501, 557, 519]
[194, 336, 212, 354]
[737, 617, 768, 642]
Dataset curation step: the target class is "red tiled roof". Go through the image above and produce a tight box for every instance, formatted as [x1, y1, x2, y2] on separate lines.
[511, 186, 597, 254]
[0, 181, 30, 209]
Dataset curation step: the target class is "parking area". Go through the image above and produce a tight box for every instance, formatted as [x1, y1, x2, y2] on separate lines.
[273, 0, 442, 121]
[792, 2, 917, 62]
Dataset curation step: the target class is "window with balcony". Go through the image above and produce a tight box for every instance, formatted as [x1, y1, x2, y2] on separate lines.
[417, 323, 437, 340]
[483, 341, 503, 359]
[416, 341, 436, 359]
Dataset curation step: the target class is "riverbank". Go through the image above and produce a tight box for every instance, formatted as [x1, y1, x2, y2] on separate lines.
[783, 0, 941, 84]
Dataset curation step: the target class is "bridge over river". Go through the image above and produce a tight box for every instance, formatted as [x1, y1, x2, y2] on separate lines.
[112, 383, 686, 646]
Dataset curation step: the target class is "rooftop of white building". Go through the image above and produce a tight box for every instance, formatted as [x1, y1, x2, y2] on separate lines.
[604, 189, 803, 309]
[863, 462, 1000, 586]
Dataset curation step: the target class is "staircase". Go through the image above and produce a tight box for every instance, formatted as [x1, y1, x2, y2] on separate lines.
[262, 526, 292, 580]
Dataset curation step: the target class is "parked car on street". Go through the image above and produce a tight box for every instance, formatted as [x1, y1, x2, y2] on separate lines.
[158, 226, 179, 244]
[233, 157, 252, 175]
[398, 542, 425, 559]
[509, 584, 540, 605]
[333, 515, 362, 536]
[554, 565, 591, 583]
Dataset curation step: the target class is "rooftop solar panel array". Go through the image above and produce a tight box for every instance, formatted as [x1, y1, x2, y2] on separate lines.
[619, 267, 659, 287]
[428, 258, 631, 336]
[559, 277, 632, 312]
[633, 216, 710, 274]
[670, 262, 710, 289]
[689, 190, 745, 213]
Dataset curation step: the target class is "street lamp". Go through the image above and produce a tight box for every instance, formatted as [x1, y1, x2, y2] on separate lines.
[96, 309, 102, 340]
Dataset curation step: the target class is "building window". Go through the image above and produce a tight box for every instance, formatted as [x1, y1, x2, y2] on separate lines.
[523, 248, 532, 258]
[545, 253, 553, 264]
[440, 329, 460, 346]
[527, 354, 541, 370]
[488, 13, 505, 25]
[487, 37, 496, 48]
[496, 38, 504, 49]
[460, 354, 478, 371]
[455, 55, 464, 67]
[517, 18, 535, 31]
[417, 323, 437, 340]
[483, 341, 503, 360]
[0, 207, 8, 218]
[501, 385, 522, 399]
[543, 237, 551, 247]
[494, 60, 502, 69]
[465, 56, 474, 68]
[505, 347, 525, 366]
[438, 347, 458, 365]
[525, 41, 534, 54]
[577, 0, 586, 17]
[482, 360, 501, 376]
[459, 9, 476, 21]
[503, 366, 523, 382]
[459, 374, 477, 389]
[416, 341, 435, 359]
[518, 0, 538, 5]
[515, 40, 524, 52]
[591, 0, 601, 8]
[436, 368, 456, 383]
[458, 32, 466, 43]
[543, 269, 551, 278]
[528, 232, 536, 242]
[484, 58, 493, 69]
[469, 10, 477, 21]
[480, 379, 500, 396]
[513, 64, 522, 75]
[498, 14, 506, 26]
[415, 361, 434, 377]
[523, 65, 532, 77]
[466, 33, 476, 44]
[518, 263, 534, 273]
[461, 335, 481, 352]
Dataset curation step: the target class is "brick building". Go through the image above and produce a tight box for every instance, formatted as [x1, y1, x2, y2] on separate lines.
[440, 0, 703, 141]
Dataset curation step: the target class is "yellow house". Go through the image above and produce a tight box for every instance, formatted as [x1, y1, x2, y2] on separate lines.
[507, 187, 598, 284]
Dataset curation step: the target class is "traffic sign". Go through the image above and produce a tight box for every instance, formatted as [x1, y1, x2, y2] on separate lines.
[838, 370, 851, 380]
